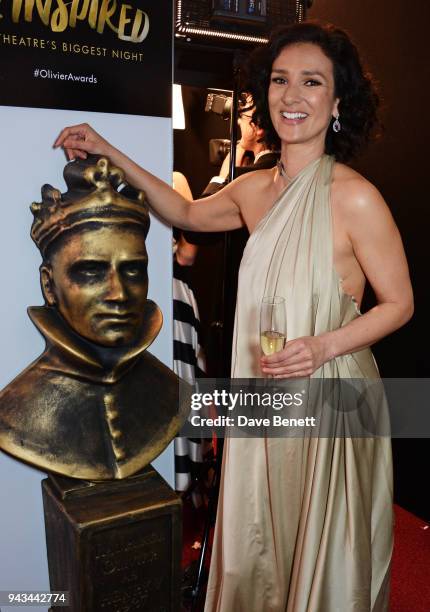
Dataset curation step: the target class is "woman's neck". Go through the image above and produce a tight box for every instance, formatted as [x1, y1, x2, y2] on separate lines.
[280, 142, 325, 179]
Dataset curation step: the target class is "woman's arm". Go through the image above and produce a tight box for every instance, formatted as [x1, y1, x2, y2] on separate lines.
[262, 179, 414, 378]
[54, 123, 245, 233]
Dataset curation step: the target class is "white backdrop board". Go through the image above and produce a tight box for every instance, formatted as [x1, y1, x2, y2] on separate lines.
[0, 106, 173, 608]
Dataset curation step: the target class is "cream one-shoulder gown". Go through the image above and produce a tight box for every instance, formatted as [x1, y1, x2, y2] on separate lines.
[204, 156, 393, 612]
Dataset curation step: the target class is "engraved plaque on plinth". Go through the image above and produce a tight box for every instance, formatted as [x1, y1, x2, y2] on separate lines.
[42, 466, 182, 612]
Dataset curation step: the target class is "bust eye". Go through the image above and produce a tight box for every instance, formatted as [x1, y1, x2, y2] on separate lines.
[271, 77, 286, 85]
[304, 79, 321, 87]
[68, 262, 107, 283]
[122, 262, 147, 278]
[81, 267, 99, 277]
[126, 268, 141, 277]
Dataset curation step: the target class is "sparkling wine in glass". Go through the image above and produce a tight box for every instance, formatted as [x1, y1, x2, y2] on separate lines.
[260, 296, 287, 355]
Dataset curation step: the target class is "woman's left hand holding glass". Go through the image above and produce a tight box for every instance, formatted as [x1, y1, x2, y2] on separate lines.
[261, 335, 329, 378]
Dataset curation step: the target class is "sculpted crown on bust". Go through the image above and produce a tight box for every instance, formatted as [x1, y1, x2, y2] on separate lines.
[0, 155, 189, 480]
[30, 156, 149, 257]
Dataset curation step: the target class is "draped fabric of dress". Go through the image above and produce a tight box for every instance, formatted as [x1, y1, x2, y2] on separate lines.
[204, 156, 393, 612]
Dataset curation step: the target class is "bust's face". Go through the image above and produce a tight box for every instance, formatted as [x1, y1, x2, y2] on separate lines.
[44, 225, 149, 347]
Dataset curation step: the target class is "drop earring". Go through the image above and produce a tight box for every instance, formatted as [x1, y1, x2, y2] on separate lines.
[333, 114, 341, 133]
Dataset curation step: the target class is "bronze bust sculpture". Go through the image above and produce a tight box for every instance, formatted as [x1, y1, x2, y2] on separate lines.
[0, 156, 188, 480]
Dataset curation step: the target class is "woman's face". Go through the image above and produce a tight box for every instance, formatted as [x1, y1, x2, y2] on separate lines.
[268, 42, 339, 151]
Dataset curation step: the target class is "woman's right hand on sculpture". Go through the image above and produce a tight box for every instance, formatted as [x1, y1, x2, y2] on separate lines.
[54, 122, 244, 234]
[54, 123, 113, 161]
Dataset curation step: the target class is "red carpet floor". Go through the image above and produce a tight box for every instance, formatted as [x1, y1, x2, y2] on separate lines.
[182, 502, 430, 610]
[390, 505, 430, 611]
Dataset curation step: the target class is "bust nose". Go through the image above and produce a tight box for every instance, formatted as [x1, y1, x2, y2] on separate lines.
[105, 269, 127, 302]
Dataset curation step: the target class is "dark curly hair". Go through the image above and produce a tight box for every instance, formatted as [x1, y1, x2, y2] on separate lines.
[242, 21, 380, 162]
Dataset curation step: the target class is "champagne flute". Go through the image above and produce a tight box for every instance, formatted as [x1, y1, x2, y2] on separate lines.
[260, 296, 287, 356]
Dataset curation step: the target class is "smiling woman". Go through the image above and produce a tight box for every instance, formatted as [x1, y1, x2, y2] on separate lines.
[268, 44, 340, 150]
[247, 22, 380, 163]
[54, 21, 413, 611]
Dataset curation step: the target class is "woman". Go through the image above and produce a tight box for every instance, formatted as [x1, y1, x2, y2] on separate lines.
[55, 22, 413, 611]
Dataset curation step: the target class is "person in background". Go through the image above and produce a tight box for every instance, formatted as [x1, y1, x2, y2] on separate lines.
[173, 171, 199, 266]
[202, 95, 278, 198]
[193, 96, 279, 377]
[172, 171, 206, 497]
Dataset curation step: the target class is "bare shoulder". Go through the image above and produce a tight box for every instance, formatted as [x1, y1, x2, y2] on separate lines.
[231, 167, 275, 191]
[229, 167, 276, 207]
[226, 167, 278, 230]
[331, 162, 392, 224]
